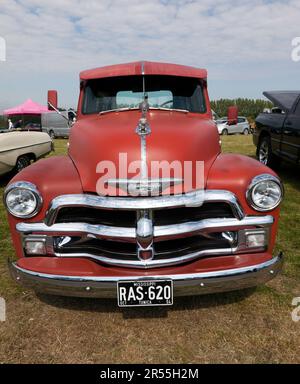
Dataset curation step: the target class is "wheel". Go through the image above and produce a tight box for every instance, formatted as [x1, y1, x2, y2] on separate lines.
[257, 136, 281, 168]
[49, 130, 55, 140]
[16, 155, 31, 172]
[243, 128, 249, 135]
[222, 128, 228, 135]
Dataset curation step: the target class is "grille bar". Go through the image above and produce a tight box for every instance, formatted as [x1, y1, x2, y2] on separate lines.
[17, 216, 273, 243]
[44, 190, 244, 226]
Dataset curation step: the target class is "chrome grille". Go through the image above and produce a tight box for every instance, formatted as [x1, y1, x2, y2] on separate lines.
[17, 190, 274, 268]
[54, 202, 234, 227]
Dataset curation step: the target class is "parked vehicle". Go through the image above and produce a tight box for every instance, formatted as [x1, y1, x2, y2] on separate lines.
[211, 110, 219, 121]
[0, 130, 53, 175]
[5, 62, 283, 307]
[254, 91, 300, 167]
[41, 110, 76, 139]
[216, 116, 250, 135]
[23, 122, 42, 132]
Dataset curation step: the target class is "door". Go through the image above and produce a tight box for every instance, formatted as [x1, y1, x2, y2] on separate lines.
[229, 118, 241, 134]
[281, 98, 300, 162]
[237, 117, 247, 133]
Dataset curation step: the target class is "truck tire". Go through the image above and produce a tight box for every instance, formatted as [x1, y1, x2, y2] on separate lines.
[16, 155, 31, 172]
[222, 128, 228, 135]
[49, 130, 55, 140]
[257, 136, 281, 168]
[243, 128, 249, 135]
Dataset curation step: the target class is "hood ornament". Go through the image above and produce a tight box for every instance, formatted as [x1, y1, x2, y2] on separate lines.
[136, 94, 151, 136]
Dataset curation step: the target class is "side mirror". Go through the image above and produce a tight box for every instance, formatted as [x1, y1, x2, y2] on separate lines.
[48, 90, 58, 110]
[227, 106, 238, 126]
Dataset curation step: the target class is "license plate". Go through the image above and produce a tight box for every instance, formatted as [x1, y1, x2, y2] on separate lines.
[117, 280, 173, 307]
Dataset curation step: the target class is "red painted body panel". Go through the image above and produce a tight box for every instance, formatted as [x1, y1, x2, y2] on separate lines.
[7, 156, 83, 259]
[207, 153, 280, 252]
[16, 252, 272, 277]
[69, 110, 220, 194]
[80, 61, 207, 81]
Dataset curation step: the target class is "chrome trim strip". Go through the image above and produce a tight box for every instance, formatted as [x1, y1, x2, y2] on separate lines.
[17, 222, 136, 243]
[9, 253, 284, 298]
[154, 215, 273, 240]
[44, 190, 244, 226]
[53, 247, 236, 268]
[0, 141, 52, 155]
[17, 216, 273, 243]
[140, 134, 148, 179]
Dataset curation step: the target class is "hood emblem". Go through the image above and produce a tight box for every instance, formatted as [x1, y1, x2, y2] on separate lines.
[106, 178, 183, 196]
[136, 94, 151, 136]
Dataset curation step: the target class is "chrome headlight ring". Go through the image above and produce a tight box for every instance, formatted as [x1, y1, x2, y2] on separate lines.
[246, 174, 284, 212]
[4, 181, 43, 218]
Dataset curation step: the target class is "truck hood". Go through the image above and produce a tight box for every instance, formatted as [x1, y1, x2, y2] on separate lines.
[263, 91, 300, 112]
[68, 110, 220, 195]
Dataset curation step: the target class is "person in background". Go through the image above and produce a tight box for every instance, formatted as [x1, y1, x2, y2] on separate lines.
[13, 119, 22, 129]
[8, 119, 14, 130]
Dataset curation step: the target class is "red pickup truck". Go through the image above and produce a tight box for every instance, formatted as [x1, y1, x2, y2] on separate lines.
[5, 61, 284, 307]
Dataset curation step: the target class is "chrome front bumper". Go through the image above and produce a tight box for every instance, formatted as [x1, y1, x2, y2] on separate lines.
[9, 253, 283, 298]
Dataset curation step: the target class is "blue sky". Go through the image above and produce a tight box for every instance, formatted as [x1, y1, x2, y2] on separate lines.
[0, 0, 300, 112]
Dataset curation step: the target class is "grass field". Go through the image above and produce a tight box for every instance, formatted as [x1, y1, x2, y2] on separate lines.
[0, 136, 299, 363]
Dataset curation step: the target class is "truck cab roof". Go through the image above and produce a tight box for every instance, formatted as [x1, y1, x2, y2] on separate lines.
[80, 61, 207, 81]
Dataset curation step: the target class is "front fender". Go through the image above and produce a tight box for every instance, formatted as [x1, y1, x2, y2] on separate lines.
[206, 153, 282, 252]
[6, 155, 83, 259]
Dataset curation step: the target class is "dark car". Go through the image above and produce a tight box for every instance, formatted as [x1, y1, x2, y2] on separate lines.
[253, 91, 300, 167]
[23, 122, 42, 132]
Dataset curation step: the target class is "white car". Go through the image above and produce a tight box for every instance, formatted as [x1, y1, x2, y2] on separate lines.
[216, 116, 250, 135]
[0, 131, 53, 176]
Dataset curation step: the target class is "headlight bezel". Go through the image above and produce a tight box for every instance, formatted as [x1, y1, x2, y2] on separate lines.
[4, 181, 43, 218]
[246, 174, 283, 212]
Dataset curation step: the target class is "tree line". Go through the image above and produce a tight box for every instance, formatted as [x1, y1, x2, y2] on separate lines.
[211, 98, 273, 122]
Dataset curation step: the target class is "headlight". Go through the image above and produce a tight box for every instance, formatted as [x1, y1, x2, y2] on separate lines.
[246, 174, 283, 211]
[4, 182, 42, 218]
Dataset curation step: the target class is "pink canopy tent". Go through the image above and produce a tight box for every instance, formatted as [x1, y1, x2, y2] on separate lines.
[3, 99, 49, 115]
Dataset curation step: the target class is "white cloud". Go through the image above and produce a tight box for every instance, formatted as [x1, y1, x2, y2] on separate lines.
[0, 0, 300, 109]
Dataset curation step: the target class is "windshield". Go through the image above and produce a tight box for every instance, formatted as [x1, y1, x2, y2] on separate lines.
[82, 75, 206, 114]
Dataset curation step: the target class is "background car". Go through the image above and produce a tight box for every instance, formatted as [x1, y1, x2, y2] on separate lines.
[0, 130, 53, 175]
[41, 109, 76, 139]
[216, 116, 250, 135]
[23, 122, 42, 132]
[254, 90, 300, 167]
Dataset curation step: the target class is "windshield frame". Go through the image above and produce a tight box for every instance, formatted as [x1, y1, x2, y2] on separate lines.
[81, 75, 207, 115]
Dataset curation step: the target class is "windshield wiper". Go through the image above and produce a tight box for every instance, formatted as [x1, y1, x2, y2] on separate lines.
[99, 107, 139, 115]
[149, 107, 189, 113]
